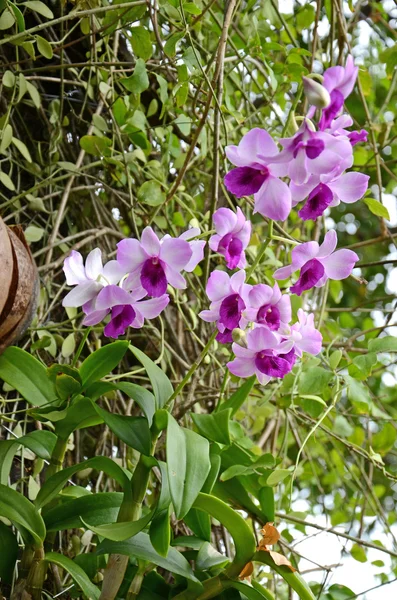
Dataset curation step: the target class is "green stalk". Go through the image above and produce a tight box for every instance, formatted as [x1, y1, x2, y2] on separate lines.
[25, 547, 47, 600]
[99, 449, 155, 600]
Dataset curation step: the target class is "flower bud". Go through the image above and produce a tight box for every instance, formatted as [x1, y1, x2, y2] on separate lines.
[302, 76, 331, 109]
[232, 328, 247, 347]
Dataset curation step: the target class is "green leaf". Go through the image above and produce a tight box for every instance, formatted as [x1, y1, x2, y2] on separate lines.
[117, 382, 156, 426]
[333, 415, 354, 438]
[299, 367, 333, 395]
[138, 180, 165, 207]
[0, 171, 15, 191]
[129, 26, 153, 61]
[129, 345, 173, 409]
[191, 409, 231, 445]
[0, 522, 18, 583]
[36, 34, 53, 59]
[26, 81, 41, 108]
[92, 403, 152, 455]
[266, 469, 291, 486]
[193, 493, 256, 576]
[121, 59, 149, 94]
[0, 483, 46, 546]
[0, 347, 57, 406]
[24, 224, 44, 242]
[363, 197, 390, 220]
[221, 464, 252, 481]
[79, 341, 129, 388]
[22, 1, 54, 19]
[79, 135, 112, 157]
[368, 336, 397, 353]
[167, 415, 211, 518]
[12, 136, 32, 162]
[44, 492, 123, 531]
[44, 553, 100, 600]
[0, 123, 13, 152]
[53, 396, 102, 439]
[372, 422, 397, 455]
[2, 69, 15, 87]
[254, 551, 315, 600]
[35, 457, 130, 509]
[220, 376, 255, 415]
[164, 31, 185, 57]
[9, 3, 25, 31]
[0, 8, 15, 30]
[98, 532, 199, 582]
[150, 506, 171, 557]
[348, 353, 377, 380]
[83, 507, 155, 541]
[0, 430, 56, 484]
[196, 541, 229, 570]
[183, 2, 201, 15]
[351, 544, 367, 563]
[232, 581, 275, 600]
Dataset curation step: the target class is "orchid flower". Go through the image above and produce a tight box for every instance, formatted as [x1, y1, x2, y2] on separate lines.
[287, 309, 323, 357]
[318, 55, 358, 130]
[227, 326, 296, 384]
[62, 249, 126, 308]
[290, 171, 370, 221]
[117, 227, 199, 298]
[170, 227, 206, 272]
[199, 269, 252, 343]
[224, 128, 292, 221]
[326, 114, 368, 147]
[244, 283, 291, 331]
[273, 120, 353, 186]
[82, 285, 169, 338]
[209, 207, 251, 269]
[274, 230, 358, 296]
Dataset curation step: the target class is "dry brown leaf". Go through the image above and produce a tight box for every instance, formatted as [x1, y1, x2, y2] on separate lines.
[239, 561, 254, 580]
[268, 550, 297, 572]
[260, 522, 280, 546]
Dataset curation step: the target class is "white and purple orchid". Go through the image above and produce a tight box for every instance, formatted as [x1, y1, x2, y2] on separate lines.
[199, 269, 252, 343]
[117, 226, 204, 298]
[209, 207, 251, 269]
[224, 128, 292, 221]
[318, 55, 358, 131]
[62, 249, 127, 308]
[274, 229, 358, 296]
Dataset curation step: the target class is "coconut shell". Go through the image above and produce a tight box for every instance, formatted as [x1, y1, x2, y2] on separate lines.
[0, 219, 39, 354]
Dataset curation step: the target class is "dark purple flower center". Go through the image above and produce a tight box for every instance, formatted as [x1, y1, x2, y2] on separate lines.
[292, 135, 325, 160]
[104, 304, 136, 338]
[219, 234, 244, 269]
[141, 257, 167, 297]
[290, 259, 325, 296]
[256, 304, 281, 330]
[219, 293, 245, 330]
[224, 166, 268, 198]
[319, 89, 344, 131]
[255, 348, 296, 378]
[298, 183, 333, 221]
[348, 130, 368, 146]
[216, 328, 233, 344]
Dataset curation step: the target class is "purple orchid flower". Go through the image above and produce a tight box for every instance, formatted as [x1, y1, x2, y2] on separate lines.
[224, 128, 291, 221]
[209, 207, 251, 269]
[82, 285, 169, 338]
[274, 230, 358, 296]
[117, 227, 197, 298]
[170, 227, 206, 272]
[318, 55, 358, 130]
[287, 309, 322, 357]
[273, 120, 353, 186]
[62, 249, 126, 308]
[199, 269, 252, 343]
[326, 114, 368, 148]
[244, 283, 291, 331]
[227, 326, 296, 385]
[290, 171, 370, 221]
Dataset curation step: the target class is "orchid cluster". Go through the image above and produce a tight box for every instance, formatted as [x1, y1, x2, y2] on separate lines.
[62, 55, 365, 388]
[62, 227, 205, 338]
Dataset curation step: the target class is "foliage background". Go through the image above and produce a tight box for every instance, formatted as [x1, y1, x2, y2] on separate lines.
[0, 0, 397, 598]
